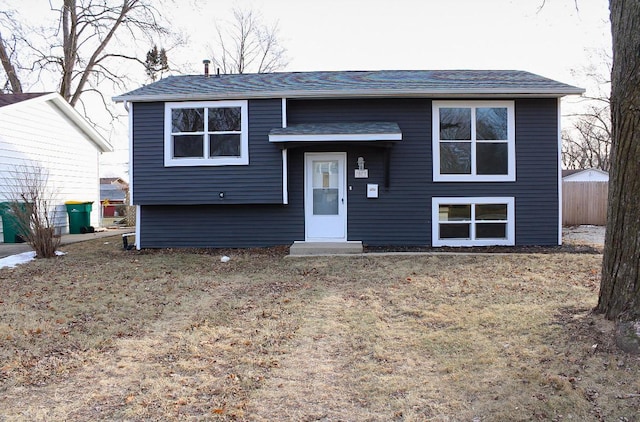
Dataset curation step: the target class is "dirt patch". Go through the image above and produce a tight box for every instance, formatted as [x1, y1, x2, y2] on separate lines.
[563, 225, 606, 247]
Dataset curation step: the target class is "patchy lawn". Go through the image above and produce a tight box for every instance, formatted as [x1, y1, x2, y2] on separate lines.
[0, 238, 638, 421]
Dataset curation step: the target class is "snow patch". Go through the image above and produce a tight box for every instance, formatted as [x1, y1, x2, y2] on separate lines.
[0, 251, 66, 269]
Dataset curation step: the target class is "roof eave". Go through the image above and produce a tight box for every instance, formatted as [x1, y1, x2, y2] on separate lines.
[48, 95, 114, 153]
[114, 87, 585, 103]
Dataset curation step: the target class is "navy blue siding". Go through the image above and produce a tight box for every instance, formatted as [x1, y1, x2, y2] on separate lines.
[136, 97, 559, 248]
[287, 99, 432, 246]
[132, 99, 283, 205]
[286, 98, 559, 246]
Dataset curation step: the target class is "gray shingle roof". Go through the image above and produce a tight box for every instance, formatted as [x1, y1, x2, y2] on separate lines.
[0, 92, 50, 107]
[114, 70, 584, 102]
[100, 184, 127, 202]
[270, 122, 401, 136]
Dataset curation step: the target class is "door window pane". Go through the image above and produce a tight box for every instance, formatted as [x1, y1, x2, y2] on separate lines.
[440, 108, 471, 140]
[313, 189, 338, 215]
[313, 161, 338, 188]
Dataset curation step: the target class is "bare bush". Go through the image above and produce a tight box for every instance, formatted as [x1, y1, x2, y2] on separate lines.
[4, 164, 61, 258]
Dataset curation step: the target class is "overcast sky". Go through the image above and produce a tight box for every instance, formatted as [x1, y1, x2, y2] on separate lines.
[74, 0, 615, 176]
[177, 0, 611, 82]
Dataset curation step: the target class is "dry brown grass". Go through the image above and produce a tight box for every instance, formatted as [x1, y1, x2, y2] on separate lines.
[1, 238, 638, 421]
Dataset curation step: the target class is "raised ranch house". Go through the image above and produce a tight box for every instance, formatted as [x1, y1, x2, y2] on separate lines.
[0, 93, 112, 241]
[114, 70, 583, 250]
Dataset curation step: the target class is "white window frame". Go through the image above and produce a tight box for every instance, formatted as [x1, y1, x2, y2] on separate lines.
[432, 101, 515, 182]
[432, 197, 515, 247]
[164, 100, 249, 167]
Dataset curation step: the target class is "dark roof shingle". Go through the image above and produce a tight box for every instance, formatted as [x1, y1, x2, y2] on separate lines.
[0, 92, 50, 108]
[114, 70, 584, 102]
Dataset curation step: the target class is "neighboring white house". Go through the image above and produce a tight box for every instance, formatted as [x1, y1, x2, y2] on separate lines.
[0, 92, 113, 241]
[562, 168, 609, 182]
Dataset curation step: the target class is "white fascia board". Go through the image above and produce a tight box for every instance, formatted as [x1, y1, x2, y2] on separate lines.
[114, 87, 586, 103]
[269, 133, 402, 143]
[48, 94, 113, 152]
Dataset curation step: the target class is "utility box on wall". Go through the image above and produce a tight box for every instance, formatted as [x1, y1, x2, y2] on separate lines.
[367, 184, 378, 198]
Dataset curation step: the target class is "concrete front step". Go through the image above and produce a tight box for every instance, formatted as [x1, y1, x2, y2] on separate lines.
[289, 241, 363, 256]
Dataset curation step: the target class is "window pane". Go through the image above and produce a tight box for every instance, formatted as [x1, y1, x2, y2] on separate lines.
[440, 142, 471, 174]
[439, 204, 471, 221]
[476, 107, 508, 140]
[475, 204, 507, 220]
[172, 108, 204, 133]
[313, 188, 339, 215]
[477, 143, 508, 175]
[440, 108, 471, 140]
[173, 135, 203, 157]
[209, 107, 241, 131]
[440, 223, 470, 239]
[209, 134, 240, 157]
[476, 223, 507, 239]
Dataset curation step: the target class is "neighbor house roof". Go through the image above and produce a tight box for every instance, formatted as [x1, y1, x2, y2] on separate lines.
[562, 168, 609, 179]
[100, 177, 129, 187]
[0, 92, 113, 153]
[100, 184, 127, 202]
[0, 92, 49, 107]
[114, 70, 584, 103]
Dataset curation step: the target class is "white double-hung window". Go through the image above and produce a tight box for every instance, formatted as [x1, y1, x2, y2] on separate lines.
[433, 101, 515, 181]
[164, 100, 248, 166]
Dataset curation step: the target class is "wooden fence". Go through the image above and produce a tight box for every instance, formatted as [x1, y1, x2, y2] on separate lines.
[563, 181, 608, 226]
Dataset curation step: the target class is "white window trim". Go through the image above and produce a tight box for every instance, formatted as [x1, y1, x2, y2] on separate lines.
[432, 101, 516, 182]
[432, 197, 515, 247]
[164, 100, 249, 167]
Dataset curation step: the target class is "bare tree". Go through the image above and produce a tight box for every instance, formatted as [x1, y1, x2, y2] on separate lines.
[0, 18, 22, 93]
[597, 0, 640, 333]
[562, 103, 611, 171]
[4, 164, 61, 259]
[0, 0, 177, 111]
[209, 8, 288, 74]
[562, 52, 612, 171]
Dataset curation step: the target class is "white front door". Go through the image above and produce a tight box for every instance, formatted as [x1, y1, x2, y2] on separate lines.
[304, 152, 347, 241]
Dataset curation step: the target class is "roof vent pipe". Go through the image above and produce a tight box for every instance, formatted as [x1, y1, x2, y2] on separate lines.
[203, 59, 211, 77]
[216, 67, 220, 77]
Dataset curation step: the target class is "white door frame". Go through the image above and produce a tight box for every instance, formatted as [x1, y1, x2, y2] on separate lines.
[304, 152, 347, 242]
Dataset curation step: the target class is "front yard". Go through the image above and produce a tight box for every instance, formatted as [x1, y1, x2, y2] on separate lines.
[0, 238, 638, 421]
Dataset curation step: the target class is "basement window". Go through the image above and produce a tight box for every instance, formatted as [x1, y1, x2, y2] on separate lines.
[432, 197, 515, 246]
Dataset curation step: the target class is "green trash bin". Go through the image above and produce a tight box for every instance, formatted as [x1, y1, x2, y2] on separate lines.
[65, 201, 93, 234]
[0, 202, 28, 243]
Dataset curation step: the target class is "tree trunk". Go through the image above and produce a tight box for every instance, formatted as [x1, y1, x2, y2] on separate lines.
[0, 32, 22, 93]
[596, 0, 640, 321]
[60, 0, 79, 102]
